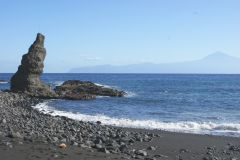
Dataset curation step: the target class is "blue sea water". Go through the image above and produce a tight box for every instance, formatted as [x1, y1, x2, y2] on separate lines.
[1, 73, 240, 136]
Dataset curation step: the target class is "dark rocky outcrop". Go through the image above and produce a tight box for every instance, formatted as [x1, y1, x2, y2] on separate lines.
[10, 33, 126, 100]
[10, 33, 56, 98]
[55, 80, 126, 100]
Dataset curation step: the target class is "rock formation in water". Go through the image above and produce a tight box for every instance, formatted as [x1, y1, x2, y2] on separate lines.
[10, 33, 56, 97]
[10, 33, 126, 100]
[55, 80, 126, 100]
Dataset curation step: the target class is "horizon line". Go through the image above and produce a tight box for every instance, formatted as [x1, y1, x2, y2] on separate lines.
[2, 73, 240, 75]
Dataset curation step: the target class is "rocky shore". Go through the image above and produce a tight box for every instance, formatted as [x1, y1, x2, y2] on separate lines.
[0, 92, 159, 159]
[1, 92, 240, 160]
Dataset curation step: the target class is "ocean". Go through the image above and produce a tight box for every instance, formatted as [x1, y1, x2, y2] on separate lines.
[1, 73, 240, 136]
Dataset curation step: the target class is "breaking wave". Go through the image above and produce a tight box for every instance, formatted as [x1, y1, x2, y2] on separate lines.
[32, 102, 240, 136]
[0, 81, 8, 84]
[52, 81, 64, 86]
[125, 91, 137, 98]
[94, 83, 137, 98]
[94, 83, 116, 89]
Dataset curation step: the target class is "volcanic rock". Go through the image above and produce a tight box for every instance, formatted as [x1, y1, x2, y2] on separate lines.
[55, 80, 126, 100]
[9, 33, 126, 100]
[10, 33, 56, 98]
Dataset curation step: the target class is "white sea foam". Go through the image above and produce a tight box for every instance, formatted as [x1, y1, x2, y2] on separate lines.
[94, 83, 137, 98]
[94, 83, 113, 88]
[0, 81, 8, 84]
[125, 91, 137, 98]
[53, 81, 64, 86]
[32, 102, 240, 136]
[96, 96, 110, 98]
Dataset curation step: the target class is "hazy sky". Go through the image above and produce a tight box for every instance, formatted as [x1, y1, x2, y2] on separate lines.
[0, 0, 239, 73]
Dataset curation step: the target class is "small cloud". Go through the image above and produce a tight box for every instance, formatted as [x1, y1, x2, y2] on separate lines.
[85, 57, 102, 61]
[78, 55, 102, 61]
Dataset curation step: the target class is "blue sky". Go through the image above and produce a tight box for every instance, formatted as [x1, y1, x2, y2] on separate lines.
[0, 0, 239, 72]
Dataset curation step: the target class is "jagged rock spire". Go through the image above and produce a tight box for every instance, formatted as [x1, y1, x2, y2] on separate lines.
[10, 33, 55, 97]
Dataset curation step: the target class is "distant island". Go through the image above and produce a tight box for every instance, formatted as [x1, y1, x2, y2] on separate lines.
[69, 52, 240, 74]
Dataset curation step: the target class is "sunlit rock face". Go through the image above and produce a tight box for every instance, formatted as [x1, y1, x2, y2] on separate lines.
[10, 33, 126, 99]
[11, 33, 55, 97]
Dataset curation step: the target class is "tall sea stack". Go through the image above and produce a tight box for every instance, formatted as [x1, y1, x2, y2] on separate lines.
[11, 33, 55, 97]
[10, 33, 125, 99]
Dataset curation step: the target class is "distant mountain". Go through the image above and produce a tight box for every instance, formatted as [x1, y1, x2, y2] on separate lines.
[69, 52, 240, 74]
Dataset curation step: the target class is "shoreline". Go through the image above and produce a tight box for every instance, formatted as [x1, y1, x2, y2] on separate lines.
[0, 92, 240, 159]
[34, 100, 240, 138]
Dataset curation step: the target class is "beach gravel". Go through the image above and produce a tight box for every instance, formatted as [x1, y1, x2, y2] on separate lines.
[1, 91, 240, 159]
[0, 92, 155, 159]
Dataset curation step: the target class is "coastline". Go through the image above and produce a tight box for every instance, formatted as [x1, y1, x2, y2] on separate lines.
[0, 92, 240, 160]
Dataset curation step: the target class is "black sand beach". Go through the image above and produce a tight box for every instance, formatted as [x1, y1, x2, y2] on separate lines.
[1, 92, 240, 160]
[1, 128, 240, 160]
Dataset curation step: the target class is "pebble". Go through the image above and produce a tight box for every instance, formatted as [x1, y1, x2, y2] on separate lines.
[135, 150, 148, 156]
[99, 147, 110, 154]
[147, 146, 156, 151]
[154, 154, 168, 158]
[94, 144, 103, 149]
[96, 121, 101, 125]
[2, 119, 6, 124]
[79, 144, 89, 148]
[60, 138, 67, 143]
[5, 142, 13, 148]
[179, 148, 189, 153]
[52, 154, 59, 158]
[52, 137, 58, 142]
[144, 158, 156, 160]
[59, 143, 67, 149]
[8, 131, 23, 139]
